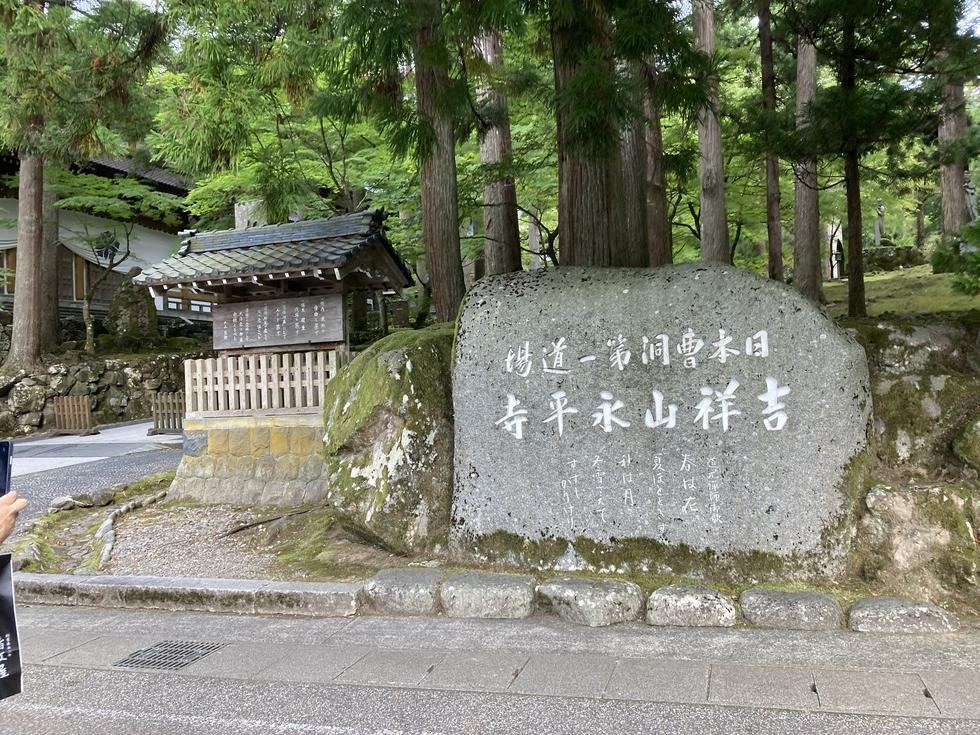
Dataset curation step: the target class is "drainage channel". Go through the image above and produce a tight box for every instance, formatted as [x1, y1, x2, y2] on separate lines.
[113, 641, 227, 671]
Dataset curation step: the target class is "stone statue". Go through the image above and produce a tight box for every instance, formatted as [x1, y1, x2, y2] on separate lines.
[965, 171, 977, 224]
[874, 200, 885, 246]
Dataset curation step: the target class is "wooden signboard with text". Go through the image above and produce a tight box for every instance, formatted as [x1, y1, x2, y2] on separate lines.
[213, 294, 344, 350]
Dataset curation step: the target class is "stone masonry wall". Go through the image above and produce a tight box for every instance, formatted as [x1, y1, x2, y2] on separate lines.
[0, 354, 189, 436]
[172, 415, 327, 506]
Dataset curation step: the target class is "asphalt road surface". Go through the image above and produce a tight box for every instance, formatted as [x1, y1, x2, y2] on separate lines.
[9, 423, 181, 519]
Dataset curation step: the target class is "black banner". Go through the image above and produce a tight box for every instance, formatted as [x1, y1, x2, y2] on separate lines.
[0, 440, 11, 493]
[0, 553, 21, 700]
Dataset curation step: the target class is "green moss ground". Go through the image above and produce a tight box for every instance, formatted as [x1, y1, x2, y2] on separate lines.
[823, 266, 979, 317]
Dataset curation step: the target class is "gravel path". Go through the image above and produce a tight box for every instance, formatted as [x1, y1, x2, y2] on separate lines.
[107, 504, 280, 580]
[13, 448, 182, 521]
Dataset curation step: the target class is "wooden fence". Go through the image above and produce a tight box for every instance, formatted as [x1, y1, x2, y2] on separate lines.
[184, 349, 349, 417]
[149, 391, 184, 435]
[52, 395, 98, 435]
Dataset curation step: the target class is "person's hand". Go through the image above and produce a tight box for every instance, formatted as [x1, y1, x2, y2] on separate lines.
[0, 492, 28, 544]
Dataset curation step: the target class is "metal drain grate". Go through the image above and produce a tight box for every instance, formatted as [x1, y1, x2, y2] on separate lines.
[113, 640, 227, 671]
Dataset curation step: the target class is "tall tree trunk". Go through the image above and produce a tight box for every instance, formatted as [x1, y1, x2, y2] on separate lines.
[915, 191, 926, 249]
[477, 31, 522, 276]
[841, 17, 865, 318]
[844, 150, 864, 317]
[793, 36, 822, 303]
[938, 79, 968, 243]
[83, 293, 95, 354]
[758, 0, 784, 281]
[552, 13, 616, 266]
[693, 0, 729, 263]
[644, 92, 673, 266]
[40, 182, 59, 351]
[5, 154, 44, 370]
[413, 0, 465, 322]
[615, 76, 649, 267]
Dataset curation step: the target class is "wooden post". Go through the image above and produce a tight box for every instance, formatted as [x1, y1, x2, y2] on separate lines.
[377, 291, 389, 335]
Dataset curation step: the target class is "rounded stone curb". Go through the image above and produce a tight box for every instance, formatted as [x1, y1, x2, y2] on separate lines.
[537, 576, 644, 627]
[93, 489, 170, 569]
[440, 571, 537, 619]
[646, 584, 737, 628]
[19, 489, 170, 573]
[847, 596, 960, 634]
[739, 588, 843, 631]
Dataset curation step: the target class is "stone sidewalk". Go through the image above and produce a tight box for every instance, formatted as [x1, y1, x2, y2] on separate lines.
[15, 604, 980, 724]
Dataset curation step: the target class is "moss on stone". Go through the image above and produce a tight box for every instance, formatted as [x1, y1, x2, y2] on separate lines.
[321, 324, 456, 553]
[953, 415, 980, 472]
[456, 529, 834, 583]
[269, 507, 405, 581]
[451, 529, 569, 569]
[113, 472, 174, 503]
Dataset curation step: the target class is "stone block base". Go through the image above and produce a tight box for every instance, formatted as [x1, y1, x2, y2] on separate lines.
[171, 415, 327, 505]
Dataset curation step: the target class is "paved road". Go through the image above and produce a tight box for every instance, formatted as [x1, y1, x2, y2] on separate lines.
[10, 423, 181, 519]
[1, 605, 977, 734]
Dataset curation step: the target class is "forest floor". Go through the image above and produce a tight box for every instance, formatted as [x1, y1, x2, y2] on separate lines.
[823, 265, 978, 316]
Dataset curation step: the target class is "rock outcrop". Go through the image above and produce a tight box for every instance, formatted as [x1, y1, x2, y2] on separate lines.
[321, 325, 455, 554]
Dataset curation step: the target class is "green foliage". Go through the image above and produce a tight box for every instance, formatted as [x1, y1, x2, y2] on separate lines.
[932, 242, 960, 275]
[137, 0, 976, 283]
[49, 169, 184, 228]
[951, 223, 980, 296]
[0, 0, 167, 158]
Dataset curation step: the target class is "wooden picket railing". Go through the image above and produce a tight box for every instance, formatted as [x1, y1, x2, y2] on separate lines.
[149, 391, 184, 435]
[52, 395, 98, 436]
[184, 349, 349, 418]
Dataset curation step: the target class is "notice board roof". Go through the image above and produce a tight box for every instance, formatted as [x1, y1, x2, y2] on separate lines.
[134, 209, 412, 293]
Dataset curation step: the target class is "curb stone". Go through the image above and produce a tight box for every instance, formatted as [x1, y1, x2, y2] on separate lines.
[739, 588, 844, 631]
[361, 568, 443, 616]
[441, 571, 536, 619]
[847, 596, 961, 634]
[15, 573, 362, 617]
[537, 577, 644, 627]
[12, 571, 966, 635]
[646, 584, 737, 628]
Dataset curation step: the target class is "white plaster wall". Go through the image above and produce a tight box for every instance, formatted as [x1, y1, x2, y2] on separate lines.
[0, 197, 180, 273]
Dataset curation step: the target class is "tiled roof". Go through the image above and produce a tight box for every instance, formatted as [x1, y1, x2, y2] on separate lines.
[89, 155, 193, 193]
[134, 210, 412, 288]
[186, 209, 379, 252]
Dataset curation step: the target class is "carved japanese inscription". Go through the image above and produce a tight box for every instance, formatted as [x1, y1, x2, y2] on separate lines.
[213, 294, 344, 350]
[451, 266, 871, 560]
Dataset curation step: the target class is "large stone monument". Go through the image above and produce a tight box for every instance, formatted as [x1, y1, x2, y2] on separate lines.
[451, 266, 871, 578]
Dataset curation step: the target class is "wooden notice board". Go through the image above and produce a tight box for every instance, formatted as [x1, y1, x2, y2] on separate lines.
[213, 294, 344, 350]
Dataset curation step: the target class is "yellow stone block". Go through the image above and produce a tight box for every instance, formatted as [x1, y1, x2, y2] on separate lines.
[208, 429, 229, 455]
[228, 429, 251, 457]
[269, 427, 291, 456]
[250, 427, 271, 456]
[289, 427, 321, 457]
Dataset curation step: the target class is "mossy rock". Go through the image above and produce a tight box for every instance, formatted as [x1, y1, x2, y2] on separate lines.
[852, 483, 979, 612]
[106, 268, 159, 341]
[954, 415, 980, 472]
[322, 324, 455, 554]
[872, 373, 980, 470]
